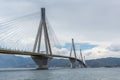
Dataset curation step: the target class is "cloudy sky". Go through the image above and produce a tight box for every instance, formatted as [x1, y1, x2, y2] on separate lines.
[0, 0, 120, 60]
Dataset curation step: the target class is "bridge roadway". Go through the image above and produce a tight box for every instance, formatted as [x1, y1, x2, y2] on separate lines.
[0, 48, 86, 68]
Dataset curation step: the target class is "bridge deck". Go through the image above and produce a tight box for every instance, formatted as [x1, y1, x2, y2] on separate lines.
[0, 49, 86, 66]
[0, 49, 75, 59]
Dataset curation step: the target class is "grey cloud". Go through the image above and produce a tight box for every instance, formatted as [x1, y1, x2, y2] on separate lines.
[107, 44, 120, 52]
[86, 52, 92, 56]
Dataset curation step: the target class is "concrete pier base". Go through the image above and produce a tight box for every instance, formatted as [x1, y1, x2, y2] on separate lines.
[78, 62, 83, 68]
[69, 58, 76, 68]
[31, 56, 49, 70]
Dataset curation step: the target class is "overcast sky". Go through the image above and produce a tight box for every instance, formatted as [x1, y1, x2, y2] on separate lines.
[0, 0, 120, 59]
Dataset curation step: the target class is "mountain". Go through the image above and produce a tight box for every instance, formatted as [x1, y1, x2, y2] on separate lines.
[0, 54, 36, 68]
[86, 57, 120, 67]
[0, 54, 120, 68]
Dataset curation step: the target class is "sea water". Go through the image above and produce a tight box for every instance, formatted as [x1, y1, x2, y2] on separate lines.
[0, 68, 119, 80]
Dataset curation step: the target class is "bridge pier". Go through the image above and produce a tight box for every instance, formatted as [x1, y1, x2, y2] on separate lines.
[78, 61, 87, 68]
[69, 58, 76, 68]
[31, 56, 50, 69]
[78, 62, 83, 68]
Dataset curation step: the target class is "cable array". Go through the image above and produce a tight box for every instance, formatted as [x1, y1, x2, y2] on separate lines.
[0, 11, 62, 54]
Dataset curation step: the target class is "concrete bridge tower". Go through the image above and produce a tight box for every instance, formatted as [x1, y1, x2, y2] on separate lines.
[32, 8, 52, 69]
[69, 38, 77, 68]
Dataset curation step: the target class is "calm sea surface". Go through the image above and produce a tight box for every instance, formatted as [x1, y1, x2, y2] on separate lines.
[0, 68, 120, 80]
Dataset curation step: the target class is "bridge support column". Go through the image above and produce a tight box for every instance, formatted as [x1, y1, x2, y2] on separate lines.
[78, 62, 83, 68]
[31, 56, 50, 69]
[69, 58, 76, 68]
[78, 61, 87, 68]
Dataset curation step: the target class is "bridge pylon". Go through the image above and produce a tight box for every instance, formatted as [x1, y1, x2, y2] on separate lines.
[83, 56, 87, 67]
[69, 38, 77, 68]
[79, 49, 84, 68]
[32, 8, 52, 69]
[33, 8, 52, 55]
[79, 49, 87, 68]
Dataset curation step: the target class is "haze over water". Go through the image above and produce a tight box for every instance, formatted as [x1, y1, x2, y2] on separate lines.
[0, 68, 119, 80]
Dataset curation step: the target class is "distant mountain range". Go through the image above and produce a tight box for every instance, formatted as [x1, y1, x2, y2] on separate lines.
[0, 54, 120, 68]
[86, 57, 120, 67]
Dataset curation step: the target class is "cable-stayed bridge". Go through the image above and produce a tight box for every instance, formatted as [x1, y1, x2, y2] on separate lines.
[0, 8, 87, 69]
